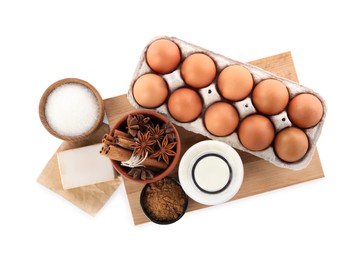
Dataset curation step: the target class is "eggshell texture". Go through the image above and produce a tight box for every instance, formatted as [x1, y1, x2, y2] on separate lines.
[168, 88, 203, 122]
[252, 79, 289, 115]
[146, 39, 181, 74]
[217, 65, 253, 101]
[238, 114, 275, 151]
[274, 127, 309, 162]
[181, 53, 216, 89]
[288, 93, 323, 129]
[133, 73, 168, 108]
[204, 102, 239, 137]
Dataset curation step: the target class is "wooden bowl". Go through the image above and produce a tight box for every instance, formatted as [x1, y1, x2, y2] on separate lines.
[39, 78, 104, 142]
[110, 110, 181, 184]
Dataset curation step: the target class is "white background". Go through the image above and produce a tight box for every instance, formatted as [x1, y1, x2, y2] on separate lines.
[1, 1, 363, 259]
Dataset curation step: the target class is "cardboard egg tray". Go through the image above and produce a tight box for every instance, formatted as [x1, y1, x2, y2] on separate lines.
[127, 36, 327, 170]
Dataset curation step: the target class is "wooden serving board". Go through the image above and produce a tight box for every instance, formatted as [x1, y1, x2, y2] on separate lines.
[104, 52, 325, 225]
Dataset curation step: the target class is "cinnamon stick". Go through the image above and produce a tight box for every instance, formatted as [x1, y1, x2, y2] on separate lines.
[100, 144, 167, 170]
[113, 129, 129, 138]
[101, 132, 136, 151]
[102, 134, 114, 145]
[113, 135, 135, 150]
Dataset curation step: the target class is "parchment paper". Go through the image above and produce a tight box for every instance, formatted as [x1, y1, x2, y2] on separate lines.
[37, 123, 122, 216]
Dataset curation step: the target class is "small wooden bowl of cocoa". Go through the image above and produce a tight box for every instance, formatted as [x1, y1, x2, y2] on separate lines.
[140, 176, 188, 224]
[100, 110, 181, 184]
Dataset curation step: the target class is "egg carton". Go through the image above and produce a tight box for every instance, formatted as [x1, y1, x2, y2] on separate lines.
[127, 36, 327, 170]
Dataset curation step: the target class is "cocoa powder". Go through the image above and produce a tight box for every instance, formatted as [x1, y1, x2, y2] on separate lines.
[142, 177, 187, 222]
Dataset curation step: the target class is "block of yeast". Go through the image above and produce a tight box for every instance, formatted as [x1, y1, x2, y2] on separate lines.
[127, 36, 327, 170]
[57, 143, 116, 189]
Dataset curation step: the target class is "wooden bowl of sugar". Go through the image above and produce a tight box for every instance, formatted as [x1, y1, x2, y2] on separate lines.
[39, 78, 104, 142]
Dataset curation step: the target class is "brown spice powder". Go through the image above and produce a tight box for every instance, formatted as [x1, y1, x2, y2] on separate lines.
[142, 178, 186, 222]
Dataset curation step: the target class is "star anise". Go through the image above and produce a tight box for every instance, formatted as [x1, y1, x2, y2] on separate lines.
[126, 115, 139, 137]
[148, 124, 165, 142]
[150, 135, 177, 165]
[135, 114, 150, 129]
[140, 168, 154, 180]
[126, 115, 150, 137]
[131, 131, 156, 158]
[162, 121, 176, 141]
[128, 167, 154, 180]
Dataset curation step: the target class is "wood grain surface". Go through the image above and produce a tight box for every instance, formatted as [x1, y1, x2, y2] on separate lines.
[104, 51, 324, 225]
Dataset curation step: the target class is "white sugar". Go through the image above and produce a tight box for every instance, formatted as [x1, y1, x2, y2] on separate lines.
[45, 83, 100, 136]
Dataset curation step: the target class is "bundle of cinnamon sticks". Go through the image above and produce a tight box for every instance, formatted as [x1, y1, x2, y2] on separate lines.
[100, 129, 168, 177]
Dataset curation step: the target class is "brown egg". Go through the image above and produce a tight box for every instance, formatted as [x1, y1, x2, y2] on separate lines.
[238, 114, 275, 151]
[288, 93, 323, 128]
[217, 65, 253, 101]
[181, 53, 216, 89]
[274, 127, 309, 162]
[146, 39, 181, 74]
[252, 79, 289, 115]
[204, 102, 239, 137]
[168, 88, 203, 122]
[133, 73, 168, 108]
